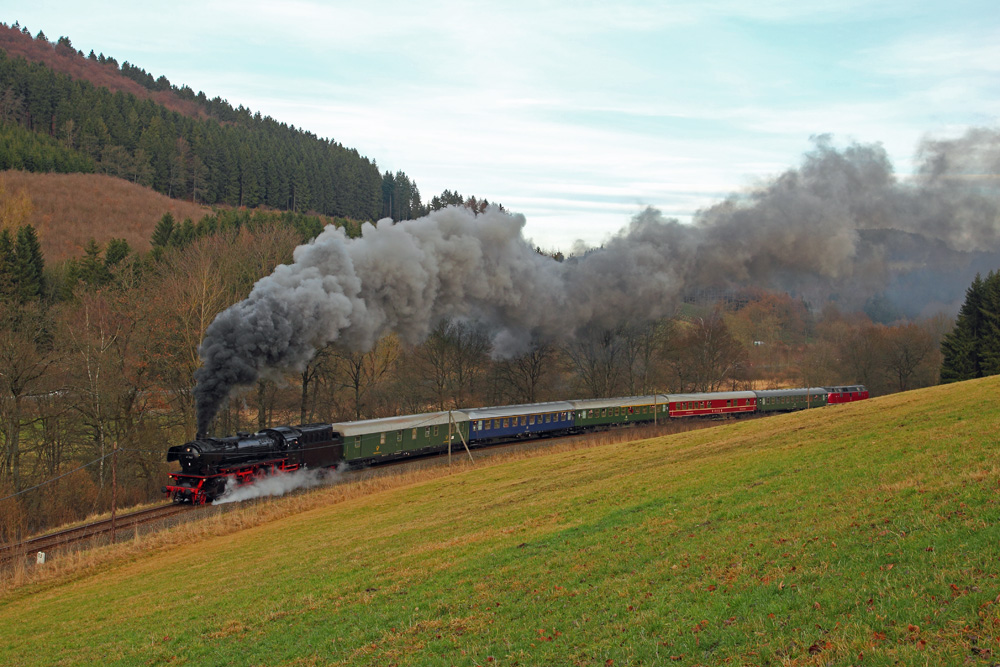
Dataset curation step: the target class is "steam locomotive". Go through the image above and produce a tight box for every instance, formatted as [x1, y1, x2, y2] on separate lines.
[164, 385, 868, 504]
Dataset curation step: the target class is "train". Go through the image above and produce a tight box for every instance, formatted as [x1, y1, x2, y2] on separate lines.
[164, 385, 868, 504]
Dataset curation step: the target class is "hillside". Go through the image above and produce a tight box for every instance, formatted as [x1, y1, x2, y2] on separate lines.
[0, 24, 433, 225]
[2, 170, 210, 261]
[0, 23, 213, 121]
[1, 378, 997, 665]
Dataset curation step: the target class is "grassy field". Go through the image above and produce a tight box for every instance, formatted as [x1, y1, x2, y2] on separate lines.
[1, 378, 998, 666]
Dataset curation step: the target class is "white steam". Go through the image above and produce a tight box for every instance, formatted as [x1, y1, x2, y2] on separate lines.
[212, 466, 342, 505]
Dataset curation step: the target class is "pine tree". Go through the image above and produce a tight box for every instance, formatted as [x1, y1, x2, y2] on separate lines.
[78, 238, 109, 288]
[980, 271, 1000, 375]
[104, 238, 131, 269]
[0, 228, 15, 300]
[940, 272, 1000, 382]
[151, 212, 176, 247]
[12, 224, 44, 302]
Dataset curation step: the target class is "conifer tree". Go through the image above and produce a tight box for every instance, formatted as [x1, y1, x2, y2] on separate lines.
[104, 238, 131, 269]
[981, 271, 1000, 375]
[78, 238, 109, 288]
[940, 271, 1000, 382]
[151, 212, 176, 247]
[0, 228, 15, 300]
[12, 224, 44, 302]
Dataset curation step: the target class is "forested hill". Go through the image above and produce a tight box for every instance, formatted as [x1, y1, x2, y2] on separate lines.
[0, 21, 435, 222]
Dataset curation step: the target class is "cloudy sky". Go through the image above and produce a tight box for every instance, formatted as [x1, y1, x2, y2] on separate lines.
[9, 1, 1000, 251]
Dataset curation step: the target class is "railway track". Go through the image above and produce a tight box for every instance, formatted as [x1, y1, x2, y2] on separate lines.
[0, 503, 197, 566]
[1, 416, 739, 571]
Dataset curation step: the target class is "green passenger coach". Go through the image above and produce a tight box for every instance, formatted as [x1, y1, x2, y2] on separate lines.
[335, 411, 471, 464]
[754, 387, 828, 412]
[568, 395, 668, 429]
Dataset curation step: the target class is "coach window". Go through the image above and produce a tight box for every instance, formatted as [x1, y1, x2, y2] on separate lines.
[380, 432, 386, 445]
[354, 436, 361, 449]
[433, 425, 439, 436]
[503, 418, 509, 428]
[411, 428, 417, 440]
[425, 426, 431, 437]
[529, 415, 535, 425]
[396, 430, 402, 442]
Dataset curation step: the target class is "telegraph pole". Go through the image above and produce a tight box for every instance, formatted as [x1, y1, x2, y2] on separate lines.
[110, 440, 118, 542]
[447, 411, 473, 466]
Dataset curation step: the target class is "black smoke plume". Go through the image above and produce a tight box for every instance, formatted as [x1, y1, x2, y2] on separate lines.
[194, 128, 1000, 434]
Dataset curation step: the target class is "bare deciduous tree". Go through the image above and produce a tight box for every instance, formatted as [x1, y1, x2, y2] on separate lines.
[880, 322, 938, 392]
[493, 342, 556, 404]
[668, 312, 746, 392]
[332, 335, 401, 420]
[563, 328, 623, 398]
[0, 303, 56, 491]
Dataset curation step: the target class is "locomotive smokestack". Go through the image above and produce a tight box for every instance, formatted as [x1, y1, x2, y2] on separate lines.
[193, 128, 1000, 433]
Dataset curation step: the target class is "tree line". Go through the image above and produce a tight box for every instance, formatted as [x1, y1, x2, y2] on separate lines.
[0, 25, 506, 226]
[0, 45, 387, 218]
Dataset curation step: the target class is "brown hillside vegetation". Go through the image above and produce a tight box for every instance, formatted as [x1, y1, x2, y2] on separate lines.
[2, 170, 210, 261]
[0, 23, 212, 121]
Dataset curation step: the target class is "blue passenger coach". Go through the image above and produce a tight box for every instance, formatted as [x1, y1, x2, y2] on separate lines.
[467, 401, 576, 444]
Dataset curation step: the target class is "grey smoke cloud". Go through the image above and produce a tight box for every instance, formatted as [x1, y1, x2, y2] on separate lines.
[194, 128, 1000, 434]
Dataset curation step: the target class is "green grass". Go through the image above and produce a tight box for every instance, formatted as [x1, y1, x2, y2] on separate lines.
[2, 378, 999, 666]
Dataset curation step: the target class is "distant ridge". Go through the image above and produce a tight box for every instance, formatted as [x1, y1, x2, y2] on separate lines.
[0, 23, 213, 122]
[0, 22, 431, 225]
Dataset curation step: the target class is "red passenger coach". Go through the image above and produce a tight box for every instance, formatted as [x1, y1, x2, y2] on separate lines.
[824, 385, 869, 404]
[667, 391, 757, 418]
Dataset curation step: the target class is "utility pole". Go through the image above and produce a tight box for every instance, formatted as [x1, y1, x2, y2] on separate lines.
[447, 411, 473, 466]
[110, 440, 118, 543]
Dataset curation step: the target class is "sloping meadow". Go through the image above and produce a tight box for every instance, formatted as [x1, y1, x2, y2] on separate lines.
[2, 378, 998, 666]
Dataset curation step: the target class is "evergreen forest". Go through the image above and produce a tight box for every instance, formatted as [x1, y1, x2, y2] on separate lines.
[0, 23, 443, 222]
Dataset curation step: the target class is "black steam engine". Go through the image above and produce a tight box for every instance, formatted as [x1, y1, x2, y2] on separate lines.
[164, 424, 343, 504]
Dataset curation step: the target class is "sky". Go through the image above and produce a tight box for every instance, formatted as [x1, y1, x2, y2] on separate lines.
[8, 0, 1000, 252]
